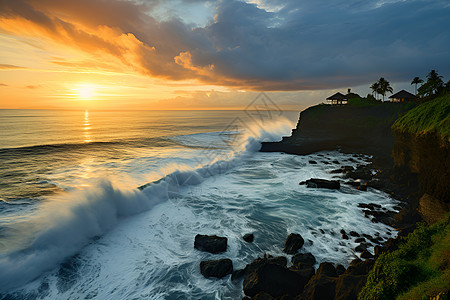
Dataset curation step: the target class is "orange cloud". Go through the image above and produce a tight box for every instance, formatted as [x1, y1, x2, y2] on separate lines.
[0, 64, 26, 69]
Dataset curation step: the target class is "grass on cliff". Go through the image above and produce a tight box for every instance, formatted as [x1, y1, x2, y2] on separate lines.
[392, 93, 450, 141]
[358, 214, 450, 300]
[347, 97, 380, 107]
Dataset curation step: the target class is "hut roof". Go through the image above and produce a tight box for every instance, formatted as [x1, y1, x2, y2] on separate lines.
[389, 90, 417, 99]
[326, 92, 347, 100]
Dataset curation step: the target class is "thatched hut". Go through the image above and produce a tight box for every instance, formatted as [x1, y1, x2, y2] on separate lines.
[326, 92, 347, 105]
[389, 90, 417, 102]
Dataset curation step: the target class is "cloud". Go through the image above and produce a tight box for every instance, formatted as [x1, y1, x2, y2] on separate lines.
[25, 84, 40, 89]
[0, 63, 26, 69]
[1, 0, 449, 91]
[0, 83, 8, 87]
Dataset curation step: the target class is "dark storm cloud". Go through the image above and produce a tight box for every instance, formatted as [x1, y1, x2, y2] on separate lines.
[1, 0, 449, 90]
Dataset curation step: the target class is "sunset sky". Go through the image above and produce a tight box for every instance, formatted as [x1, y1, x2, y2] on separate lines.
[1, 0, 449, 110]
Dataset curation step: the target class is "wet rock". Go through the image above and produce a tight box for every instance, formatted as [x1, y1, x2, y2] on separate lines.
[334, 274, 368, 300]
[360, 251, 374, 259]
[349, 231, 360, 237]
[301, 262, 337, 300]
[243, 262, 307, 297]
[358, 203, 382, 210]
[316, 262, 338, 278]
[194, 234, 227, 254]
[355, 243, 369, 253]
[363, 209, 396, 226]
[291, 253, 316, 267]
[304, 178, 340, 190]
[346, 258, 374, 276]
[374, 245, 383, 257]
[357, 185, 367, 191]
[362, 234, 372, 240]
[231, 268, 246, 281]
[252, 292, 274, 300]
[346, 181, 361, 187]
[345, 166, 373, 181]
[341, 233, 349, 240]
[284, 233, 305, 254]
[309, 160, 318, 164]
[244, 255, 287, 276]
[200, 258, 233, 278]
[243, 233, 254, 243]
[336, 265, 346, 276]
[342, 166, 355, 172]
[289, 264, 315, 281]
[354, 237, 365, 243]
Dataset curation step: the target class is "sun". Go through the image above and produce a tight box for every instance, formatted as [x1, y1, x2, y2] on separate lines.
[77, 84, 95, 100]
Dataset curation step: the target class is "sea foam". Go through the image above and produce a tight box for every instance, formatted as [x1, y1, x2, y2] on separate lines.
[0, 118, 294, 292]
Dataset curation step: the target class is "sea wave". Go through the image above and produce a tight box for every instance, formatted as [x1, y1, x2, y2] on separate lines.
[0, 118, 294, 292]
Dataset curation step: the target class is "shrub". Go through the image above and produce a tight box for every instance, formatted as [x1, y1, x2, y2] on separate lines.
[359, 214, 450, 300]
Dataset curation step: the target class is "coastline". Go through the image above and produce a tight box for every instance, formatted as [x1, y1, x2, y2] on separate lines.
[242, 96, 449, 299]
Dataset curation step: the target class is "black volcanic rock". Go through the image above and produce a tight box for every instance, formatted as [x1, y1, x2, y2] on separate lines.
[243, 233, 254, 243]
[316, 262, 338, 278]
[304, 178, 340, 190]
[360, 250, 374, 259]
[291, 253, 316, 267]
[355, 244, 368, 253]
[335, 273, 368, 300]
[284, 233, 305, 254]
[200, 259, 233, 278]
[243, 256, 309, 297]
[349, 231, 360, 237]
[336, 264, 346, 276]
[346, 258, 374, 276]
[194, 234, 227, 254]
[301, 263, 338, 300]
[243, 263, 306, 297]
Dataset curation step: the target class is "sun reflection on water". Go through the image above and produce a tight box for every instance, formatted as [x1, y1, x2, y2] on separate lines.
[84, 110, 92, 143]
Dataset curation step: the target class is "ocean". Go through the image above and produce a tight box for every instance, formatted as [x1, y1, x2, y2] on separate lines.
[0, 109, 398, 299]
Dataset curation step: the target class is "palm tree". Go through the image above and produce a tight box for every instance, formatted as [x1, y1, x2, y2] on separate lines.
[426, 70, 444, 95]
[370, 82, 380, 100]
[411, 77, 423, 95]
[417, 70, 444, 97]
[377, 77, 393, 102]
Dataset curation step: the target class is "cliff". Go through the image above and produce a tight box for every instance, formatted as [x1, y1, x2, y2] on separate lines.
[261, 101, 411, 159]
[391, 95, 450, 221]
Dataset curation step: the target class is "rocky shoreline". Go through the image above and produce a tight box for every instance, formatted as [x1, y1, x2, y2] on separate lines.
[193, 153, 411, 299]
[194, 100, 448, 299]
[193, 101, 448, 299]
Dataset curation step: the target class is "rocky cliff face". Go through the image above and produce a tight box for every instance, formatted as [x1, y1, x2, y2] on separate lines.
[392, 131, 449, 206]
[261, 103, 408, 159]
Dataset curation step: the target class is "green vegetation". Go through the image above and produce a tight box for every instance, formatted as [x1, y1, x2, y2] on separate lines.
[392, 93, 450, 141]
[359, 214, 450, 300]
[347, 97, 379, 107]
